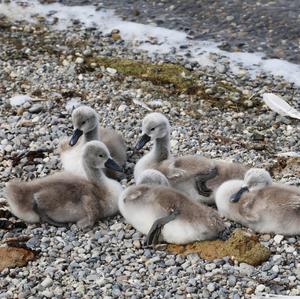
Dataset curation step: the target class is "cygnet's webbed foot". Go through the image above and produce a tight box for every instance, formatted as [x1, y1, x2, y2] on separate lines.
[196, 181, 212, 197]
[144, 209, 180, 247]
[32, 201, 66, 227]
[195, 166, 218, 197]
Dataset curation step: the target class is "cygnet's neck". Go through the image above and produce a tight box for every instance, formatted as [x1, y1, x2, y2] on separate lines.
[84, 124, 99, 143]
[83, 160, 104, 183]
[152, 133, 170, 162]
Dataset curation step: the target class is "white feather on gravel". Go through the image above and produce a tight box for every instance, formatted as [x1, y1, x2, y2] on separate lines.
[263, 93, 300, 120]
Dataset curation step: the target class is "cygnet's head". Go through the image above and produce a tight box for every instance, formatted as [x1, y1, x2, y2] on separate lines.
[244, 168, 273, 189]
[83, 141, 123, 172]
[69, 106, 99, 146]
[230, 168, 272, 202]
[136, 169, 169, 186]
[135, 112, 170, 150]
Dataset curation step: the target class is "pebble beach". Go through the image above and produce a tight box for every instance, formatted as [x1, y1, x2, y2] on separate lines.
[0, 1, 300, 298]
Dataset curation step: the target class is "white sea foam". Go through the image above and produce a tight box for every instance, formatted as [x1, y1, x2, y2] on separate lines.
[1, 0, 300, 86]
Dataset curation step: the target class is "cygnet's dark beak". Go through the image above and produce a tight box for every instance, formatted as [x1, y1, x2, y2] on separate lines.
[69, 129, 83, 146]
[135, 134, 151, 150]
[104, 158, 123, 172]
[230, 186, 249, 203]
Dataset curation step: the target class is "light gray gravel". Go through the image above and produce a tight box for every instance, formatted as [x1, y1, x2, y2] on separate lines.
[0, 3, 300, 299]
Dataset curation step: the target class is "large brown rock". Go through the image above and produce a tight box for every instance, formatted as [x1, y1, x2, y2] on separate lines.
[0, 247, 35, 271]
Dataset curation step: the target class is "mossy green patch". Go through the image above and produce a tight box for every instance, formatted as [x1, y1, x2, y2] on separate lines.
[85, 56, 262, 109]
[0, 23, 262, 110]
[167, 229, 271, 266]
[87, 56, 198, 93]
[225, 229, 271, 266]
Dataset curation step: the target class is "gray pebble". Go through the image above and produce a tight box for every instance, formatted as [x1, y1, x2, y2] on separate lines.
[29, 103, 43, 113]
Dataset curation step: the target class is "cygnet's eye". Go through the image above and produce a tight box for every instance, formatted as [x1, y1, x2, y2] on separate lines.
[150, 127, 155, 131]
[82, 120, 86, 125]
[99, 154, 104, 158]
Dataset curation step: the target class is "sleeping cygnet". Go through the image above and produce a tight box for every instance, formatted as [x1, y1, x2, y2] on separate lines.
[59, 105, 126, 180]
[119, 169, 225, 245]
[5, 141, 123, 229]
[215, 168, 300, 235]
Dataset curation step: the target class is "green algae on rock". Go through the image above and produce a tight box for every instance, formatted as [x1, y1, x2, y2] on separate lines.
[86, 56, 262, 109]
[167, 229, 271, 266]
[0, 19, 262, 110]
[87, 56, 198, 93]
[225, 229, 271, 266]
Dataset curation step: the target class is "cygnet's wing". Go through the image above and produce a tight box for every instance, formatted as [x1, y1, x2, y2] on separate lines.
[206, 160, 248, 191]
[99, 127, 127, 166]
[155, 186, 225, 233]
[238, 186, 300, 231]
[237, 191, 262, 223]
[269, 185, 300, 210]
[286, 195, 300, 210]
[158, 155, 215, 183]
[122, 186, 152, 203]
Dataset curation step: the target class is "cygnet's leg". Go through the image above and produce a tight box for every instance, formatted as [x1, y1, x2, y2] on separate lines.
[145, 209, 180, 246]
[76, 195, 99, 229]
[195, 167, 218, 197]
[32, 197, 66, 227]
[0, 219, 12, 229]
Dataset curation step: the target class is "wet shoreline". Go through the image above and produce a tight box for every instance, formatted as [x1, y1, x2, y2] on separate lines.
[55, 0, 300, 64]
